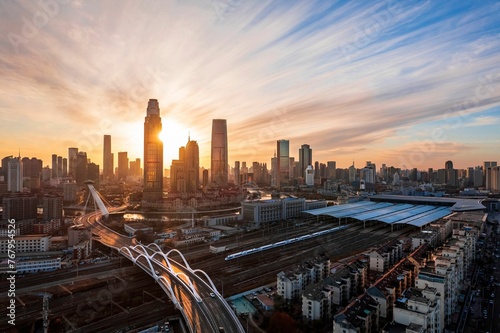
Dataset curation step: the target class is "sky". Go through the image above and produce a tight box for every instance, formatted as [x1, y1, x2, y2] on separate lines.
[0, 0, 499, 171]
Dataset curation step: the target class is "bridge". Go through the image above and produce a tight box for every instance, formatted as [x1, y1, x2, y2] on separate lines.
[81, 184, 246, 333]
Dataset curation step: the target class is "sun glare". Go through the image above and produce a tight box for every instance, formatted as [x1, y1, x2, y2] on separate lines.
[159, 119, 190, 164]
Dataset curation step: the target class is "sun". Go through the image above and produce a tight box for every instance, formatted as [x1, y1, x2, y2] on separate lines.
[159, 119, 190, 165]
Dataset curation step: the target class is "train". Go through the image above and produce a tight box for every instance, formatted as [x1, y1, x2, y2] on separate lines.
[224, 225, 348, 260]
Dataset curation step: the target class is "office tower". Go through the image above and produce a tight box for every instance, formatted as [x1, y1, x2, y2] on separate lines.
[437, 169, 447, 184]
[289, 157, 295, 180]
[51, 154, 57, 178]
[103, 134, 113, 179]
[445, 160, 453, 170]
[42, 195, 63, 221]
[202, 169, 209, 188]
[87, 162, 100, 185]
[170, 159, 185, 192]
[2, 194, 37, 220]
[56, 156, 62, 177]
[68, 147, 78, 178]
[7, 157, 23, 192]
[314, 161, 320, 181]
[488, 166, 500, 192]
[118, 152, 128, 180]
[234, 161, 240, 186]
[75, 152, 88, 185]
[129, 158, 141, 177]
[428, 168, 434, 182]
[185, 137, 200, 192]
[473, 166, 483, 187]
[241, 162, 248, 184]
[305, 165, 314, 186]
[143, 99, 163, 202]
[327, 161, 336, 179]
[276, 140, 289, 188]
[348, 162, 356, 182]
[211, 119, 228, 185]
[62, 158, 68, 177]
[298, 144, 312, 180]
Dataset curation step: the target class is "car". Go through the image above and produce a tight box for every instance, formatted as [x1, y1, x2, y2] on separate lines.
[218, 327, 225, 333]
[210, 292, 216, 298]
[489, 299, 494, 304]
[155, 270, 160, 275]
[491, 293, 495, 298]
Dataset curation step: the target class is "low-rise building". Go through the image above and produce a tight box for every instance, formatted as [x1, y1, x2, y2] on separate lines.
[0, 234, 50, 253]
[333, 294, 380, 333]
[124, 222, 153, 236]
[391, 287, 441, 333]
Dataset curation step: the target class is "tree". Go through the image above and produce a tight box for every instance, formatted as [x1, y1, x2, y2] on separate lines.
[267, 312, 297, 333]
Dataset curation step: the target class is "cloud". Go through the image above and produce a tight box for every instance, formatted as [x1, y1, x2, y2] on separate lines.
[0, 0, 499, 169]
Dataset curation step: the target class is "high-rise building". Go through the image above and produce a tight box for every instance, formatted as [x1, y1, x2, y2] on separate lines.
[143, 99, 163, 202]
[298, 144, 312, 180]
[211, 119, 228, 185]
[2, 194, 37, 220]
[445, 160, 453, 170]
[42, 194, 63, 222]
[185, 137, 200, 192]
[7, 156, 23, 192]
[118, 152, 128, 180]
[51, 154, 57, 178]
[57, 156, 63, 178]
[277, 140, 289, 188]
[62, 158, 68, 177]
[305, 165, 314, 186]
[75, 152, 88, 185]
[327, 161, 336, 179]
[68, 147, 78, 179]
[234, 161, 240, 186]
[103, 134, 113, 179]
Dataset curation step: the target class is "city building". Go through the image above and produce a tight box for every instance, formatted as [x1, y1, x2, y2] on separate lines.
[299, 144, 312, 181]
[2, 194, 37, 220]
[211, 119, 228, 185]
[68, 147, 78, 179]
[117, 151, 128, 180]
[143, 99, 163, 203]
[234, 161, 240, 185]
[7, 156, 23, 192]
[333, 294, 380, 333]
[242, 198, 326, 225]
[75, 151, 88, 185]
[185, 137, 200, 192]
[0, 234, 50, 253]
[276, 140, 290, 188]
[103, 134, 113, 179]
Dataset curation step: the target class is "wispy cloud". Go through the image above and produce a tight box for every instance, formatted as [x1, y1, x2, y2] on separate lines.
[0, 0, 499, 168]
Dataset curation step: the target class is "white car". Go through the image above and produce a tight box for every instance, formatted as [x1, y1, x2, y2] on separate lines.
[210, 292, 216, 298]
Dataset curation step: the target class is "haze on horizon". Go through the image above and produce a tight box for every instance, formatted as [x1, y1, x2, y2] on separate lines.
[0, 0, 499, 170]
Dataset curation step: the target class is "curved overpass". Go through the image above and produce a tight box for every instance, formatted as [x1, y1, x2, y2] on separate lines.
[80, 207, 245, 333]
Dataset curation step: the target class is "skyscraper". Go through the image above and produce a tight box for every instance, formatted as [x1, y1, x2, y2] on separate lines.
[7, 156, 23, 192]
[276, 139, 289, 188]
[185, 137, 200, 192]
[298, 144, 312, 179]
[103, 134, 113, 179]
[51, 154, 57, 178]
[143, 99, 163, 202]
[57, 156, 63, 177]
[75, 152, 88, 185]
[118, 152, 128, 180]
[211, 119, 228, 185]
[68, 147, 78, 179]
[234, 161, 240, 185]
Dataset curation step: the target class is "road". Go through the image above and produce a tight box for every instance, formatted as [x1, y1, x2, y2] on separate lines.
[82, 208, 245, 333]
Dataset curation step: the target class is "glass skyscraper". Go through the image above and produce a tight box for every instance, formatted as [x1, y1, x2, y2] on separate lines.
[277, 139, 289, 188]
[211, 119, 228, 185]
[143, 99, 163, 202]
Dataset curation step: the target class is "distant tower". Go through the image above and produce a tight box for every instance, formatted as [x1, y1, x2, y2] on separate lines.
[143, 99, 163, 203]
[7, 156, 23, 192]
[305, 165, 314, 186]
[234, 161, 240, 186]
[62, 158, 68, 177]
[68, 147, 78, 179]
[299, 144, 312, 181]
[211, 119, 228, 185]
[51, 154, 57, 178]
[185, 136, 200, 192]
[57, 156, 63, 178]
[277, 140, 290, 188]
[75, 152, 88, 185]
[103, 135, 113, 179]
[117, 152, 128, 180]
[445, 160, 453, 170]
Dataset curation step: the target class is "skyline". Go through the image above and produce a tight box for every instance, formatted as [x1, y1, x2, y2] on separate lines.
[1, 0, 499, 170]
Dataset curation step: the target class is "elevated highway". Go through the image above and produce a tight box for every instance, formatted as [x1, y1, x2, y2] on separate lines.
[80, 185, 245, 333]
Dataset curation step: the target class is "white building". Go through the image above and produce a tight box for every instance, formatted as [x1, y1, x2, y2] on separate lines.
[392, 287, 441, 333]
[10, 257, 61, 274]
[0, 234, 50, 253]
[7, 157, 23, 192]
[305, 165, 314, 186]
[242, 198, 326, 225]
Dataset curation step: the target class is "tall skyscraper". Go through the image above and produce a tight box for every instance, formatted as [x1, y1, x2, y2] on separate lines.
[118, 152, 128, 180]
[103, 134, 113, 179]
[57, 156, 63, 177]
[51, 154, 57, 178]
[234, 161, 240, 185]
[62, 158, 68, 177]
[7, 156, 23, 192]
[211, 119, 228, 185]
[75, 152, 88, 185]
[327, 161, 336, 179]
[276, 139, 289, 188]
[68, 147, 78, 179]
[143, 99, 163, 202]
[298, 144, 312, 179]
[185, 137, 200, 192]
